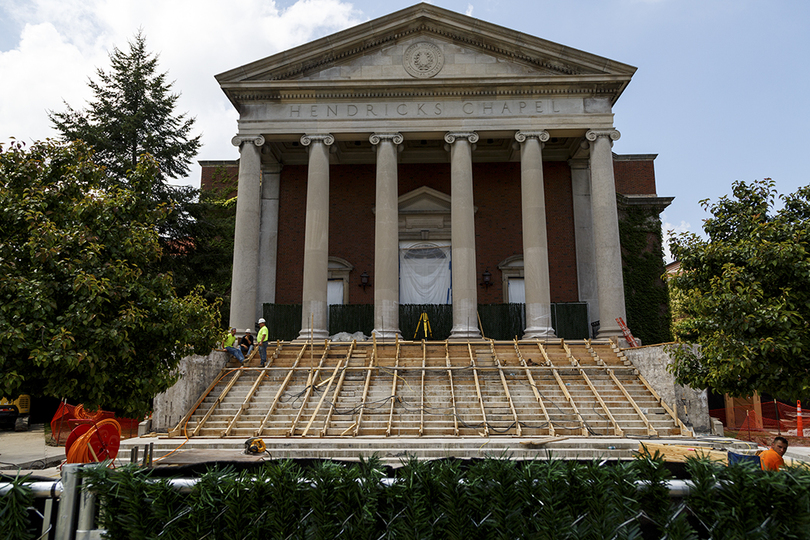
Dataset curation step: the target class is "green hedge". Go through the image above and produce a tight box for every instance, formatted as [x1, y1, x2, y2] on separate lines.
[37, 457, 805, 539]
[6, 457, 810, 538]
[268, 303, 590, 341]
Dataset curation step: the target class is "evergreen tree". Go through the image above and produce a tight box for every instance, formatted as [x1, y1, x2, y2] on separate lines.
[49, 30, 200, 196]
[49, 32, 234, 322]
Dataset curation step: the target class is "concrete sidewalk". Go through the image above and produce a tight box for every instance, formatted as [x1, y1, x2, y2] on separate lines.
[0, 424, 64, 478]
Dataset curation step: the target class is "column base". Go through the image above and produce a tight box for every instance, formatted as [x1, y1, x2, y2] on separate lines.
[596, 324, 623, 340]
[448, 326, 482, 340]
[522, 326, 557, 340]
[372, 328, 402, 341]
[296, 328, 329, 342]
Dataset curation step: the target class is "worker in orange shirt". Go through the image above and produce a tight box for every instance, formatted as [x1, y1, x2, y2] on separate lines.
[760, 436, 789, 471]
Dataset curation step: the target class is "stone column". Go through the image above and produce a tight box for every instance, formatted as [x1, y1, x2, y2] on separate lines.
[298, 134, 334, 341]
[515, 131, 555, 339]
[257, 160, 282, 322]
[445, 132, 481, 340]
[570, 158, 599, 328]
[586, 129, 627, 338]
[370, 133, 403, 340]
[229, 135, 264, 332]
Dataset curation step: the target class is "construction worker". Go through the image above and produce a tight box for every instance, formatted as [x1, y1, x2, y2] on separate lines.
[760, 436, 789, 471]
[223, 327, 245, 364]
[257, 318, 269, 367]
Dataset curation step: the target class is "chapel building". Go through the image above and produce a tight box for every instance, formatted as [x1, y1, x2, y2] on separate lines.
[205, 3, 671, 343]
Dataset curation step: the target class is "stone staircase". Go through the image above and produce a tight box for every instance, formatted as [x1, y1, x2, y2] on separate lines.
[159, 338, 689, 458]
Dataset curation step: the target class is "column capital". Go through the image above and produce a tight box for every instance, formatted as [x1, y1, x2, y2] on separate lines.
[300, 133, 335, 147]
[369, 132, 404, 145]
[231, 134, 265, 148]
[444, 131, 479, 145]
[585, 129, 621, 143]
[515, 130, 550, 143]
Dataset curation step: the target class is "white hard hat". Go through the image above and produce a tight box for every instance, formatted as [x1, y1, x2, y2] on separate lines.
[258, 318, 266, 324]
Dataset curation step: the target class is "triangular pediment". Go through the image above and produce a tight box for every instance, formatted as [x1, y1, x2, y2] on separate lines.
[217, 3, 636, 106]
[399, 186, 451, 214]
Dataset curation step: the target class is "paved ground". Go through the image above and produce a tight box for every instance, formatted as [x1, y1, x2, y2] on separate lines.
[3, 424, 810, 481]
[0, 424, 66, 479]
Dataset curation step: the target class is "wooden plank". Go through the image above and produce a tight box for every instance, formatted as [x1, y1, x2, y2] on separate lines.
[319, 349, 359, 437]
[519, 436, 569, 446]
[255, 342, 309, 436]
[288, 343, 330, 436]
[222, 370, 267, 436]
[385, 341, 401, 437]
[353, 339, 377, 436]
[468, 343, 489, 437]
[514, 340, 554, 436]
[608, 369, 658, 437]
[561, 339, 578, 367]
[548, 359, 588, 436]
[169, 366, 231, 437]
[637, 442, 728, 464]
[564, 342, 622, 436]
[579, 368, 623, 437]
[302, 343, 351, 436]
[490, 340, 521, 436]
[535, 342, 553, 365]
[446, 342, 459, 436]
[221, 343, 282, 436]
[419, 340, 426, 437]
[637, 373, 693, 436]
[192, 370, 243, 437]
[202, 364, 637, 372]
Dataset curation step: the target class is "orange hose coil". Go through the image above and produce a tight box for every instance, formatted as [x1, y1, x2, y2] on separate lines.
[65, 418, 122, 464]
[74, 404, 105, 421]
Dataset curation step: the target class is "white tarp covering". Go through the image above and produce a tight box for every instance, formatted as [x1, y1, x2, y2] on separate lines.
[327, 279, 344, 305]
[399, 241, 451, 304]
[508, 277, 525, 304]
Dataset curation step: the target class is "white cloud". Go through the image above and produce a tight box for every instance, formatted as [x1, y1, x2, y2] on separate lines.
[465, 4, 474, 16]
[661, 214, 692, 263]
[0, 21, 107, 146]
[0, 0, 363, 186]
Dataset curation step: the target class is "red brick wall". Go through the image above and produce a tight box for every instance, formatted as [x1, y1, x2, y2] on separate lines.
[614, 159, 656, 195]
[274, 161, 578, 304]
[200, 162, 239, 196]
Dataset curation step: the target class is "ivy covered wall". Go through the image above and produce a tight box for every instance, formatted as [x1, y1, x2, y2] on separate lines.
[618, 199, 673, 345]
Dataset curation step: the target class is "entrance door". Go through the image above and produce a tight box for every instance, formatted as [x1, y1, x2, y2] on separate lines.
[507, 278, 525, 304]
[399, 241, 451, 304]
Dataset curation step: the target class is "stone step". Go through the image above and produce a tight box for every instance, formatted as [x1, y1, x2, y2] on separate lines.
[121, 435, 746, 466]
[177, 340, 683, 440]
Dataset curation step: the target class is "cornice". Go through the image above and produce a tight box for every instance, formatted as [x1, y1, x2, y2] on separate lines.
[225, 80, 627, 103]
[617, 194, 674, 213]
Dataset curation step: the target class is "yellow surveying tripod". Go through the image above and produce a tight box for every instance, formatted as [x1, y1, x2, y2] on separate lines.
[413, 312, 433, 339]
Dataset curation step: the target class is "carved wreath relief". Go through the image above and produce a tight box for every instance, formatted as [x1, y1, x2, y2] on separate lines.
[403, 42, 444, 78]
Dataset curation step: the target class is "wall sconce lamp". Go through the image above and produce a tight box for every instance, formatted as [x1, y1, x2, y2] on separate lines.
[359, 271, 371, 291]
[480, 269, 493, 289]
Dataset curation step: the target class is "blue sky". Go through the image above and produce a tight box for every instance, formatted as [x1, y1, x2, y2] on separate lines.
[2, 0, 808, 258]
